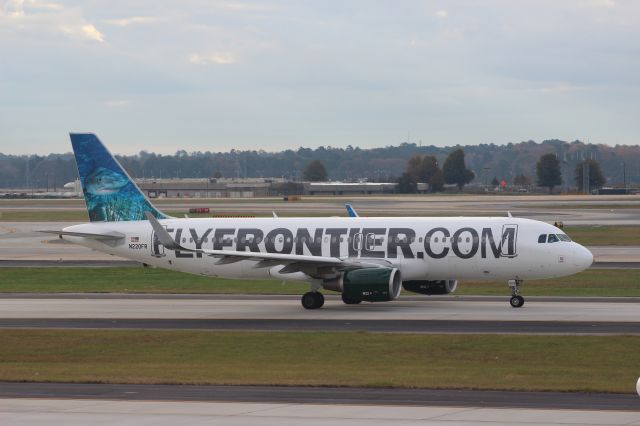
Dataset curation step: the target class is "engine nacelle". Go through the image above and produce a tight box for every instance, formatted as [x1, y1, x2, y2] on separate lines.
[323, 268, 402, 302]
[402, 280, 458, 295]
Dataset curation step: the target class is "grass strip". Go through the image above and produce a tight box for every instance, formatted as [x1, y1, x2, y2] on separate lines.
[563, 226, 640, 246]
[0, 267, 638, 297]
[0, 330, 638, 393]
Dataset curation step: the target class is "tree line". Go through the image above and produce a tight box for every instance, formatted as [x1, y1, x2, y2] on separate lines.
[0, 138, 632, 190]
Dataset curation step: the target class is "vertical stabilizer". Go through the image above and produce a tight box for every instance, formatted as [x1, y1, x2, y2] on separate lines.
[70, 133, 168, 222]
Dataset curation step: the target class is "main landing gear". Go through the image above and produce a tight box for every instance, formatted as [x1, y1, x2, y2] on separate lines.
[301, 291, 325, 309]
[508, 279, 525, 308]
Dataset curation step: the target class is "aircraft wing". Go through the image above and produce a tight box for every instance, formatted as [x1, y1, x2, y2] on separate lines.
[145, 212, 387, 276]
[39, 230, 125, 241]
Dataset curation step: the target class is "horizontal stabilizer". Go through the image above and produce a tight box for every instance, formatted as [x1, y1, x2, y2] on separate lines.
[39, 230, 125, 240]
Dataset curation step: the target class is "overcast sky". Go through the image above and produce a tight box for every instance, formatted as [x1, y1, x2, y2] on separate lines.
[1, 0, 639, 155]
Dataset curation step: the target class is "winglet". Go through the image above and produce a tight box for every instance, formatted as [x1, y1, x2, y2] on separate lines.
[346, 204, 359, 217]
[507, 211, 513, 218]
[145, 212, 179, 250]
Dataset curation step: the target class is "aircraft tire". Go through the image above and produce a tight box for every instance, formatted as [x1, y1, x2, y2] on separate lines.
[509, 295, 525, 308]
[302, 292, 324, 309]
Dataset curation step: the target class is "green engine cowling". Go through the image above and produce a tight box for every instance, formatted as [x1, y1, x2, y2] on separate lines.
[402, 280, 458, 295]
[323, 268, 402, 302]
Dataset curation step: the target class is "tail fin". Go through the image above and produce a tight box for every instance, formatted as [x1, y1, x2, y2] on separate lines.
[70, 133, 168, 222]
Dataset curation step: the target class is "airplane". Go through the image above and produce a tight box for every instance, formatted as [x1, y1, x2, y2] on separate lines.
[44, 133, 594, 310]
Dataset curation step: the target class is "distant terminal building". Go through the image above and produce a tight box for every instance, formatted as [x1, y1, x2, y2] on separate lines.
[304, 181, 397, 196]
[136, 178, 291, 198]
[135, 178, 397, 198]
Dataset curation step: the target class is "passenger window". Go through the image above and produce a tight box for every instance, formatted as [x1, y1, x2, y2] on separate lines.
[538, 234, 546, 243]
[548, 234, 559, 243]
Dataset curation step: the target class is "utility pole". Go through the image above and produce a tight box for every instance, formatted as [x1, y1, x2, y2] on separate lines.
[25, 157, 29, 190]
[582, 162, 590, 194]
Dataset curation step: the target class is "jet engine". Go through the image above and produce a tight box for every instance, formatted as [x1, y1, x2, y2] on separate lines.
[402, 279, 458, 295]
[323, 268, 402, 302]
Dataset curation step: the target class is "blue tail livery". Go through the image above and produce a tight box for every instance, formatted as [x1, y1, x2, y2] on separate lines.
[70, 133, 168, 222]
[345, 204, 359, 217]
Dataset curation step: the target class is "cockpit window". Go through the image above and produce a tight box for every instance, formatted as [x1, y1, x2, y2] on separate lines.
[538, 234, 547, 243]
[547, 234, 559, 243]
[557, 234, 572, 242]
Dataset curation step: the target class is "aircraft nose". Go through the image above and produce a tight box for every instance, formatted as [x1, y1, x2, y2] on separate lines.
[574, 244, 593, 270]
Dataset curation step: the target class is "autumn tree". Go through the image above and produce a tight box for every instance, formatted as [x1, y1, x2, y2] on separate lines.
[303, 160, 328, 182]
[442, 148, 474, 190]
[536, 153, 561, 194]
[399, 154, 444, 193]
[575, 159, 605, 192]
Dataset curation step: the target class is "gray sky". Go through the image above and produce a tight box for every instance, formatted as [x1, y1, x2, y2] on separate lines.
[1, 0, 639, 154]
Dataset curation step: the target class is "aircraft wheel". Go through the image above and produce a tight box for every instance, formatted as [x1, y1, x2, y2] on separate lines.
[341, 294, 362, 305]
[302, 292, 324, 309]
[509, 295, 525, 308]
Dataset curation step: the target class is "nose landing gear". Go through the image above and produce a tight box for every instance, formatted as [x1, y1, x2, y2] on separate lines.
[508, 279, 525, 308]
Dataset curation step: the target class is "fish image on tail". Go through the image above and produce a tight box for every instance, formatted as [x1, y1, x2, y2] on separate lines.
[70, 133, 168, 222]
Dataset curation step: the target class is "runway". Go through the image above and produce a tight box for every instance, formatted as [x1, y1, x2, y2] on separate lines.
[1, 382, 637, 410]
[0, 296, 638, 322]
[0, 295, 638, 334]
[3, 398, 640, 426]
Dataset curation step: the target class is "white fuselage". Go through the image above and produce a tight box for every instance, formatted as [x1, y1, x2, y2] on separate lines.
[62, 216, 593, 284]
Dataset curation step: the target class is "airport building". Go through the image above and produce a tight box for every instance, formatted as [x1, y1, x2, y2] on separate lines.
[135, 178, 398, 198]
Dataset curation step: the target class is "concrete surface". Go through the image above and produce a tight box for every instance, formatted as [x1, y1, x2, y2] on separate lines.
[0, 297, 638, 322]
[2, 383, 638, 410]
[1, 398, 639, 426]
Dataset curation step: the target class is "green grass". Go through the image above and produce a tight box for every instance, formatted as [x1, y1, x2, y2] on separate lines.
[563, 226, 640, 246]
[0, 330, 637, 393]
[1, 267, 639, 296]
[0, 210, 89, 221]
[0, 267, 309, 294]
[457, 269, 640, 296]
